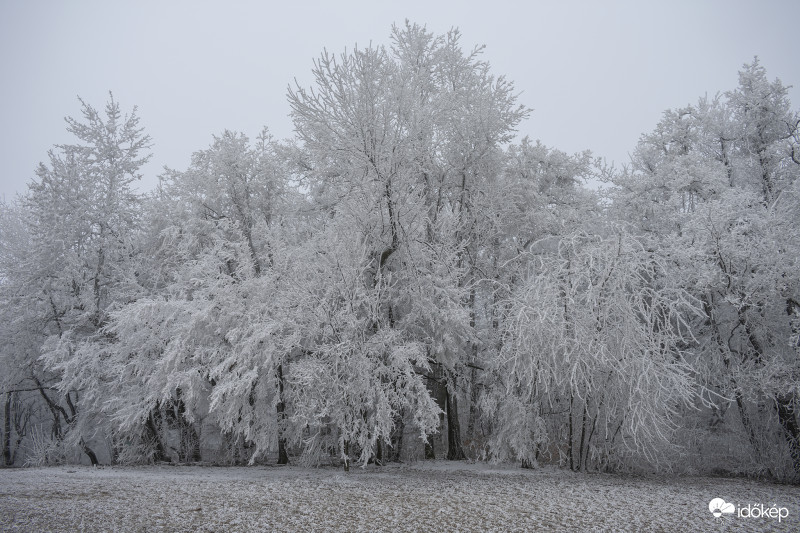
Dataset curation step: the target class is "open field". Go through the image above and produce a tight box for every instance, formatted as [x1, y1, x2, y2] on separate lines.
[1, 462, 798, 532]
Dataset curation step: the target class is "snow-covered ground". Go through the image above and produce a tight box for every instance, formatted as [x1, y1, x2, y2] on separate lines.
[1, 461, 798, 532]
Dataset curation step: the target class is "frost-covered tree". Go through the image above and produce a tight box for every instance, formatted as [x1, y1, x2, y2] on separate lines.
[278, 216, 443, 469]
[0, 200, 41, 466]
[461, 139, 600, 459]
[7, 24, 796, 482]
[99, 129, 297, 464]
[288, 21, 528, 464]
[610, 58, 800, 479]
[727, 58, 798, 202]
[1, 94, 151, 465]
[486, 231, 699, 470]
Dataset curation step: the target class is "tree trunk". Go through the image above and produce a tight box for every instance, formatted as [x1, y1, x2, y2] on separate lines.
[466, 366, 478, 446]
[34, 380, 64, 440]
[466, 285, 480, 452]
[174, 394, 201, 462]
[423, 359, 444, 460]
[343, 440, 350, 472]
[186, 426, 202, 463]
[776, 394, 800, 479]
[424, 436, 436, 460]
[578, 400, 588, 472]
[92, 240, 106, 327]
[390, 411, 404, 462]
[445, 381, 466, 461]
[3, 393, 11, 466]
[568, 393, 575, 471]
[146, 409, 169, 462]
[80, 439, 99, 466]
[276, 364, 289, 465]
[33, 379, 99, 465]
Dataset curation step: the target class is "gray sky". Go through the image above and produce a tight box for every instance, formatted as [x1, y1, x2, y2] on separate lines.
[1, 0, 798, 201]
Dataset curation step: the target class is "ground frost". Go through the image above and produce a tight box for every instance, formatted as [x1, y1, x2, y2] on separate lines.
[1, 462, 798, 532]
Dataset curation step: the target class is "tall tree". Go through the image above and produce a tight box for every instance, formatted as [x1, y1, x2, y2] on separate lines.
[288, 21, 527, 464]
[7, 94, 151, 465]
[99, 129, 296, 464]
[486, 230, 699, 470]
[610, 59, 800, 479]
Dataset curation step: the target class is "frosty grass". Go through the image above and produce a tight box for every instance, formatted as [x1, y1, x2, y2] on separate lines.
[1, 461, 798, 532]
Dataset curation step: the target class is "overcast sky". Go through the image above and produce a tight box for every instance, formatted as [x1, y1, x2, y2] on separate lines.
[1, 0, 798, 201]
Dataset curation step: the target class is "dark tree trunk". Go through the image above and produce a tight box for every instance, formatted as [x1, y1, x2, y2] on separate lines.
[578, 400, 589, 472]
[173, 394, 201, 463]
[146, 409, 169, 462]
[276, 364, 289, 465]
[776, 394, 800, 479]
[585, 407, 599, 472]
[3, 393, 11, 466]
[33, 379, 100, 465]
[445, 382, 466, 461]
[735, 391, 761, 458]
[186, 427, 202, 463]
[568, 394, 575, 471]
[466, 285, 480, 452]
[34, 381, 64, 440]
[424, 436, 436, 460]
[422, 359, 444, 460]
[737, 314, 767, 463]
[466, 366, 477, 444]
[389, 411, 404, 462]
[343, 440, 350, 472]
[80, 439, 99, 466]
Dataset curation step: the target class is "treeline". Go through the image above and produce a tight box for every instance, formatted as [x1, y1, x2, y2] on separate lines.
[1, 23, 798, 481]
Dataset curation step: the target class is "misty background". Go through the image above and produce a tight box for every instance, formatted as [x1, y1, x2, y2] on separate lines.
[1, 0, 798, 199]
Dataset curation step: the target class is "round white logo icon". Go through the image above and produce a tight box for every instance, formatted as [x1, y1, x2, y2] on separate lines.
[709, 498, 735, 518]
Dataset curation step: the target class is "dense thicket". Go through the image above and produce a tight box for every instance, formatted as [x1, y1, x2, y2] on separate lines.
[1, 24, 798, 481]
